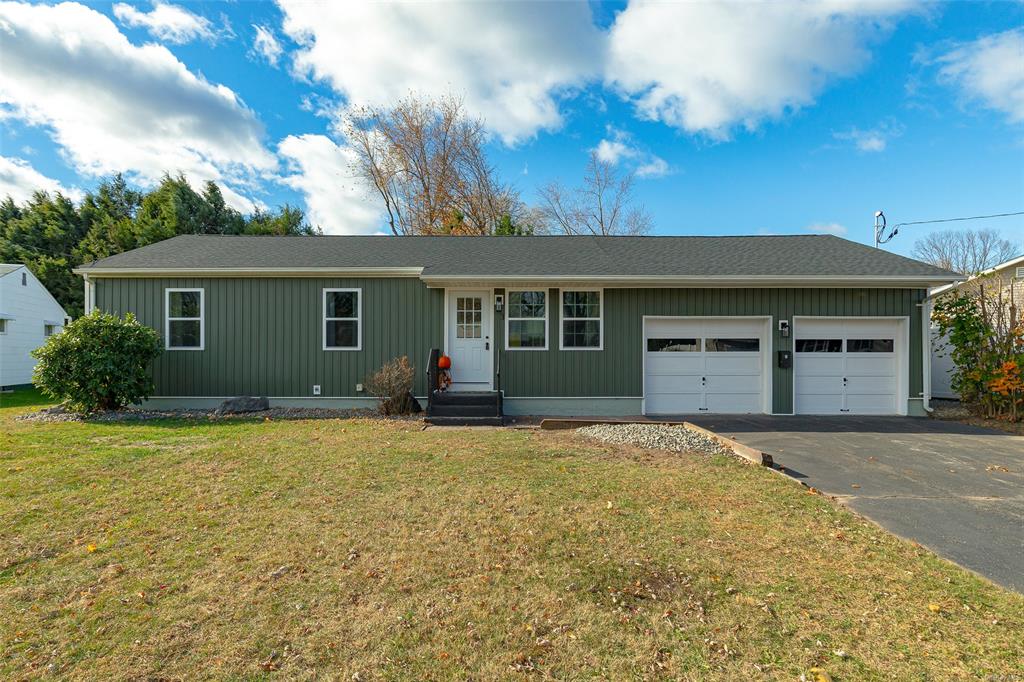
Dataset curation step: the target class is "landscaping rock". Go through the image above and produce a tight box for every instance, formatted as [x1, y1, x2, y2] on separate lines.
[214, 396, 270, 416]
[577, 423, 731, 456]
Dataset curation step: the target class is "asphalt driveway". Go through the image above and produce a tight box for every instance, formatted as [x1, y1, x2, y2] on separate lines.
[685, 415, 1024, 592]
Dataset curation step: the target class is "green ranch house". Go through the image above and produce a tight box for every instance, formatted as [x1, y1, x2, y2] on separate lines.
[75, 234, 959, 421]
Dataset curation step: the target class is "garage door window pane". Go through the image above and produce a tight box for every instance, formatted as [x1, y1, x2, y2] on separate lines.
[847, 338, 893, 353]
[705, 338, 759, 352]
[647, 338, 699, 352]
[795, 339, 842, 353]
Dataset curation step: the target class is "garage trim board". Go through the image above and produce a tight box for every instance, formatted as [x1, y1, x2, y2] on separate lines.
[792, 316, 909, 416]
[642, 316, 772, 416]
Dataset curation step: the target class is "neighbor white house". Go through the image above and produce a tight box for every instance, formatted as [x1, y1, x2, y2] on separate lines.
[0, 264, 70, 388]
[929, 254, 1024, 399]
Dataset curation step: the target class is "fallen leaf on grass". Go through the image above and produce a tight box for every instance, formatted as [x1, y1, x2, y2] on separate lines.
[86, 544, 97, 553]
[928, 603, 942, 614]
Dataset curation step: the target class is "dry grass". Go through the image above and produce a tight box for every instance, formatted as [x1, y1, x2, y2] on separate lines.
[2, 390, 1023, 680]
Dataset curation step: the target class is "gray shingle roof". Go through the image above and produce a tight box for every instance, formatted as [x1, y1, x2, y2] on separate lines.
[78, 234, 960, 280]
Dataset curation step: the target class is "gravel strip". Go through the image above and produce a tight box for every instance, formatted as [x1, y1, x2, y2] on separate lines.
[17, 405, 422, 423]
[577, 423, 731, 456]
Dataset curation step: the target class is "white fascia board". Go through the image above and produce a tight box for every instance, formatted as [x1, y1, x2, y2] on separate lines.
[422, 274, 961, 288]
[73, 266, 425, 278]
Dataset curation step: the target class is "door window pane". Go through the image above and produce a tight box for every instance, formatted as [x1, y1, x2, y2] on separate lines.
[847, 338, 894, 353]
[647, 338, 699, 352]
[795, 339, 842, 353]
[705, 338, 760, 352]
[457, 297, 483, 340]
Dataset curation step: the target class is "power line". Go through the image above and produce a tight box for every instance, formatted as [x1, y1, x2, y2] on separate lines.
[875, 210, 1024, 245]
[891, 211, 1024, 229]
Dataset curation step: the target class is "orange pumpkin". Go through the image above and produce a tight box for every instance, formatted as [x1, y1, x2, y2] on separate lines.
[438, 355, 452, 369]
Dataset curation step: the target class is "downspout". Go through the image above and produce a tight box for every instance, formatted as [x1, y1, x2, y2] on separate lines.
[919, 298, 933, 413]
[83, 273, 93, 314]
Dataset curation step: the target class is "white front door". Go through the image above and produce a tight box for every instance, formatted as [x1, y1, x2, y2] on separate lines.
[644, 318, 768, 415]
[447, 290, 493, 389]
[794, 318, 902, 415]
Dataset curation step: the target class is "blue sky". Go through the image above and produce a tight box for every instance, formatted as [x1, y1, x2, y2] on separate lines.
[0, 1, 1021, 258]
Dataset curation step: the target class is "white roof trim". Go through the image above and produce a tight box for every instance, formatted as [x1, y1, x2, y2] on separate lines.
[423, 274, 959, 288]
[73, 266, 425, 278]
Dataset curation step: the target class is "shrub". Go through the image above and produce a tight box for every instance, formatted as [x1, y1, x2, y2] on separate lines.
[32, 311, 162, 413]
[364, 356, 416, 415]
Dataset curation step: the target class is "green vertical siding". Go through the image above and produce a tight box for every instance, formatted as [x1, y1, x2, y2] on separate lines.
[495, 287, 926, 414]
[95, 277, 443, 397]
[97, 278, 925, 413]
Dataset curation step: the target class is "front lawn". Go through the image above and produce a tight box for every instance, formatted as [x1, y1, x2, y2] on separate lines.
[2, 389, 1022, 680]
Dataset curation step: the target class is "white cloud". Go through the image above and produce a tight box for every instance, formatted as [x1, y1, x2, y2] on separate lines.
[833, 120, 904, 152]
[636, 157, 670, 179]
[936, 28, 1024, 123]
[112, 1, 215, 44]
[606, 1, 916, 137]
[278, 1, 603, 144]
[0, 1, 274, 212]
[593, 126, 671, 178]
[0, 156, 83, 203]
[594, 137, 635, 165]
[805, 222, 848, 236]
[251, 24, 282, 66]
[277, 134, 382, 234]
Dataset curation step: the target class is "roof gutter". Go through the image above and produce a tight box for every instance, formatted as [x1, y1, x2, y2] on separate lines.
[421, 274, 962, 288]
[72, 266, 426, 278]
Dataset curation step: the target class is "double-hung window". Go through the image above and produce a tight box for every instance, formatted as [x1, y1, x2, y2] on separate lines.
[323, 288, 361, 350]
[506, 290, 547, 349]
[560, 289, 602, 350]
[165, 288, 204, 350]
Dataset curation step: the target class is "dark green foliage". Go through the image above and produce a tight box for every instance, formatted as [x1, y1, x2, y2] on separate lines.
[31, 311, 163, 413]
[0, 173, 318, 317]
[493, 213, 535, 236]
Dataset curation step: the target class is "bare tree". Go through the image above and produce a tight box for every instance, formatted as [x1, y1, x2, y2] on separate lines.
[343, 94, 527, 235]
[537, 152, 653, 236]
[912, 228, 1019, 275]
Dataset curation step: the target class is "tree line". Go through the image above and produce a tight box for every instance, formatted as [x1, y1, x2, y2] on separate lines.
[3, 94, 654, 318]
[0, 175, 316, 317]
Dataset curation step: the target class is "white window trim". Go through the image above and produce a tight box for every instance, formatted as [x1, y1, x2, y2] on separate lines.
[504, 289, 548, 351]
[323, 287, 362, 351]
[559, 287, 604, 351]
[164, 288, 204, 351]
[162, 286, 202, 350]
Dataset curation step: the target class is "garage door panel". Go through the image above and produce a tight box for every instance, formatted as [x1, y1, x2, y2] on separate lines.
[795, 375, 843, 394]
[846, 376, 895, 395]
[646, 373, 702, 394]
[796, 356, 844, 375]
[706, 374, 761, 393]
[706, 393, 761, 413]
[704, 354, 760, 374]
[845, 393, 897, 414]
[845, 356, 895, 376]
[646, 394, 702, 414]
[795, 394, 844, 414]
[645, 354, 704, 374]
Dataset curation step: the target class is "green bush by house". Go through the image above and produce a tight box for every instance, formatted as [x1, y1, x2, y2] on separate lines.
[32, 311, 162, 413]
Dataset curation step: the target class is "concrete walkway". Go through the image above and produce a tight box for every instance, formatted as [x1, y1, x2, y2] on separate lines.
[684, 415, 1024, 592]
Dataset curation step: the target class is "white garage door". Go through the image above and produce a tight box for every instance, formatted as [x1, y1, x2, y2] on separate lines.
[644, 318, 767, 415]
[794, 318, 902, 415]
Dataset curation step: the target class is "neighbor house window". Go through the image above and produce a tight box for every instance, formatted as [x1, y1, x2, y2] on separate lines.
[323, 288, 361, 350]
[44, 324, 57, 337]
[561, 289, 602, 350]
[506, 290, 547, 349]
[0, 319, 7, 334]
[21, 272, 26, 286]
[165, 288, 204, 350]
